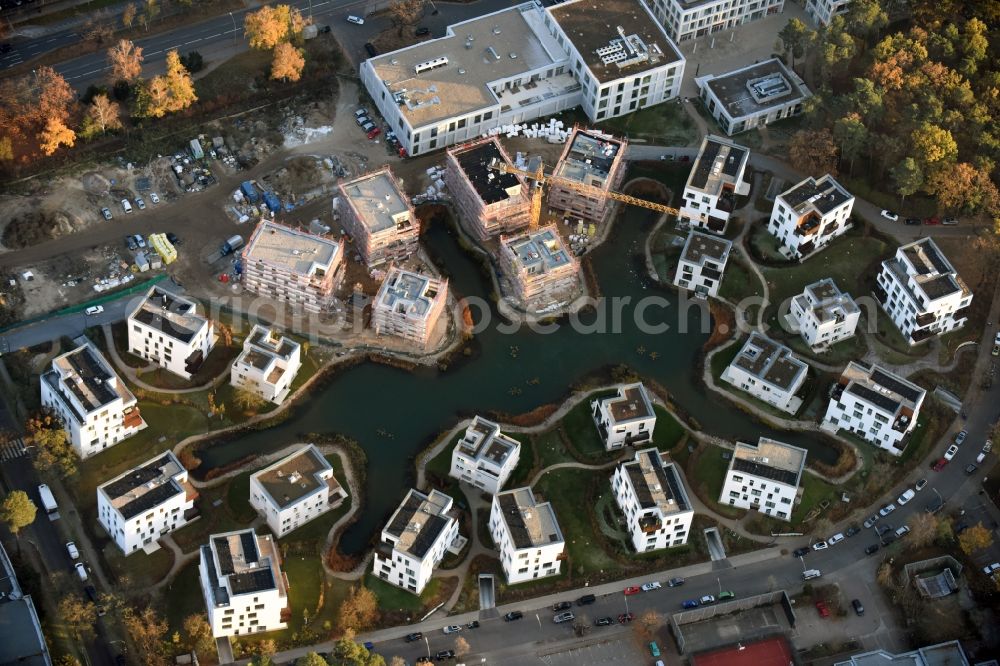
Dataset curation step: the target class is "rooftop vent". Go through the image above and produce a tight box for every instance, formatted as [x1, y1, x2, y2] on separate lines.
[414, 56, 448, 74]
[486, 46, 500, 61]
[493, 26, 501, 35]
[509, 52, 517, 59]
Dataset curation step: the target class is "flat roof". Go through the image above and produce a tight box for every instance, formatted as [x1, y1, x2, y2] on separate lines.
[780, 174, 853, 216]
[252, 444, 341, 510]
[834, 639, 969, 666]
[732, 438, 806, 487]
[340, 169, 413, 234]
[681, 230, 732, 266]
[130, 285, 209, 344]
[731, 334, 807, 391]
[797, 278, 859, 323]
[385, 489, 454, 559]
[600, 383, 654, 424]
[504, 225, 572, 273]
[99, 451, 189, 520]
[552, 128, 623, 189]
[692, 636, 795, 666]
[450, 138, 525, 205]
[496, 487, 563, 550]
[687, 135, 749, 193]
[367, 3, 565, 128]
[893, 238, 968, 302]
[702, 58, 810, 120]
[375, 268, 446, 322]
[838, 361, 925, 415]
[0, 544, 50, 666]
[548, 0, 682, 84]
[621, 448, 690, 516]
[244, 221, 340, 276]
[204, 529, 284, 606]
[457, 416, 520, 467]
[48, 342, 133, 415]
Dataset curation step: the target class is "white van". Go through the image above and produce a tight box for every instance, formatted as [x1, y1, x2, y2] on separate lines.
[75, 562, 88, 581]
[121, 198, 133, 213]
[802, 569, 822, 580]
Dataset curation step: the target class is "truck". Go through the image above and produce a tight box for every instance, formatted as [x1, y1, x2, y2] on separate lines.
[240, 181, 260, 204]
[220, 235, 244, 256]
[262, 192, 281, 213]
[190, 138, 205, 160]
[38, 484, 58, 516]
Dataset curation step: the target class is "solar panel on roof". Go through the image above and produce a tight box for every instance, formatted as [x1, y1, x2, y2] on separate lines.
[721, 147, 745, 178]
[214, 537, 235, 575]
[240, 532, 259, 563]
[870, 369, 922, 403]
[847, 384, 900, 414]
[731, 458, 798, 487]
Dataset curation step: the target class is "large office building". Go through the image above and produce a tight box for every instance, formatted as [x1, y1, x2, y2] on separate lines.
[445, 138, 531, 239]
[337, 168, 420, 267]
[673, 230, 732, 298]
[611, 448, 693, 552]
[489, 486, 565, 584]
[449, 416, 521, 495]
[590, 382, 656, 450]
[359, 0, 684, 157]
[199, 529, 289, 638]
[498, 224, 581, 306]
[874, 238, 972, 345]
[720, 333, 807, 414]
[230, 325, 302, 405]
[40, 341, 145, 458]
[97, 451, 197, 555]
[678, 135, 750, 235]
[823, 362, 926, 455]
[249, 444, 348, 538]
[548, 128, 627, 222]
[719, 438, 806, 521]
[695, 58, 811, 136]
[371, 267, 449, 347]
[242, 221, 343, 314]
[373, 489, 461, 594]
[647, 0, 785, 43]
[788, 279, 860, 350]
[127, 286, 216, 380]
[767, 175, 854, 260]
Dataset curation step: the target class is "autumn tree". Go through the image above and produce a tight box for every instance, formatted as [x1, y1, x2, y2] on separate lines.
[905, 512, 938, 549]
[271, 42, 305, 82]
[330, 637, 385, 665]
[789, 128, 839, 177]
[389, 0, 425, 37]
[233, 388, 267, 412]
[454, 636, 470, 657]
[244, 5, 307, 50]
[777, 18, 812, 69]
[123, 606, 169, 666]
[58, 596, 97, 640]
[136, 50, 196, 117]
[35, 66, 77, 127]
[337, 585, 380, 633]
[910, 122, 957, 174]
[844, 0, 888, 41]
[926, 162, 1000, 214]
[183, 614, 214, 655]
[295, 654, 327, 666]
[817, 16, 857, 82]
[390, 658, 407, 666]
[958, 522, 993, 555]
[122, 2, 137, 28]
[55, 656, 83, 666]
[0, 491, 36, 547]
[108, 39, 144, 84]
[27, 413, 77, 478]
[81, 95, 123, 139]
[876, 562, 895, 588]
[39, 118, 76, 155]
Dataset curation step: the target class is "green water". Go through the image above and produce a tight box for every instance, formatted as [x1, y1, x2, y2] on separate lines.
[197, 207, 835, 554]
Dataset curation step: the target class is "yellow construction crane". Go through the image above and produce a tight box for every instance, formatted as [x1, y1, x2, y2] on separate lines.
[489, 158, 679, 230]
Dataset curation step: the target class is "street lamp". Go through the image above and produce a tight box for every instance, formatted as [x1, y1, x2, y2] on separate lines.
[623, 592, 630, 615]
[423, 635, 430, 660]
[229, 11, 238, 43]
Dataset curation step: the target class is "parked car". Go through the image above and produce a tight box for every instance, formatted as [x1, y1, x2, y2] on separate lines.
[552, 601, 572, 612]
[367, 127, 381, 139]
[699, 595, 716, 605]
[364, 42, 378, 57]
[925, 496, 944, 514]
[623, 585, 641, 595]
[166, 232, 180, 244]
[792, 547, 810, 558]
[815, 601, 830, 618]
[504, 611, 523, 622]
[915, 478, 927, 491]
[897, 489, 915, 505]
[618, 612, 634, 623]
[346, 14, 365, 24]
[577, 594, 596, 605]
[466, 620, 479, 629]
[875, 524, 892, 536]
[415, 26, 430, 35]
[718, 591, 735, 601]
[594, 616, 614, 626]
[932, 457, 948, 471]
[75, 563, 88, 581]
[133, 234, 146, 249]
[879, 503, 896, 517]
[944, 444, 959, 461]
[965, 463, 978, 475]
[100, 207, 112, 220]
[827, 533, 845, 546]
[863, 514, 880, 529]
[553, 612, 575, 623]
[852, 599, 865, 616]
[881, 534, 897, 545]
[320, 25, 331, 33]
[668, 577, 685, 587]
[121, 198, 132, 213]
[649, 642, 661, 658]
[845, 525, 860, 538]
[84, 305, 104, 316]
[641, 581, 662, 591]
[354, 108, 368, 119]
[681, 600, 699, 609]
[880, 209, 899, 222]
[149, 192, 160, 204]
[135, 197, 145, 210]
[864, 544, 880, 555]
[442, 625, 461, 634]
[405, 633, 423, 642]
[955, 430, 968, 446]
[802, 569, 822, 580]
[66, 542, 79, 559]
[355, 115, 370, 126]
[904, 217, 921, 225]
[361, 121, 376, 133]
[125, 235, 137, 250]
[812, 540, 828, 551]
[982, 562, 1000, 575]
[923, 216, 940, 225]
[942, 217, 959, 225]
[895, 525, 911, 537]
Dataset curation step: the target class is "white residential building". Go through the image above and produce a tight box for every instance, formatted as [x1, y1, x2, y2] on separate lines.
[767, 175, 854, 260]
[720, 438, 807, 521]
[40, 341, 146, 459]
[833, 640, 970, 666]
[823, 362, 926, 455]
[673, 230, 732, 298]
[360, 0, 684, 157]
[611, 448, 693, 552]
[373, 489, 462, 594]
[678, 135, 750, 235]
[875, 238, 973, 345]
[805, 0, 850, 26]
[720, 334, 808, 414]
[199, 529, 288, 638]
[337, 169, 419, 267]
[788, 279, 860, 349]
[449, 416, 521, 495]
[127, 285, 216, 380]
[249, 445, 348, 538]
[372, 267, 449, 347]
[647, 0, 785, 42]
[97, 451, 197, 555]
[230, 325, 302, 405]
[489, 487, 564, 584]
[590, 383, 656, 450]
[696, 58, 811, 136]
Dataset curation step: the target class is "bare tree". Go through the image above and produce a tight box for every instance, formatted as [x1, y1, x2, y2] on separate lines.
[388, 0, 425, 36]
[107, 39, 144, 84]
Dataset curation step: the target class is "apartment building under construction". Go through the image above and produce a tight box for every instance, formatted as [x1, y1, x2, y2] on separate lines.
[498, 224, 581, 306]
[548, 127, 627, 222]
[337, 168, 420, 267]
[372, 267, 449, 347]
[445, 137, 530, 240]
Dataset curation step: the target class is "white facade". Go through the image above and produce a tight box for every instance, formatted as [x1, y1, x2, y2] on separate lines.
[788, 279, 860, 349]
[673, 231, 732, 298]
[372, 267, 449, 347]
[875, 238, 972, 346]
[360, 0, 683, 157]
[489, 487, 564, 584]
[612, 448, 693, 552]
[230, 325, 302, 405]
[720, 438, 806, 521]
[805, 0, 849, 25]
[720, 334, 807, 414]
[97, 451, 196, 555]
[823, 362, 926, 455]
[678, 135, 750, 235]
[40, 341, 146, 459]
[249, 445, 347, 538]
[373, 489, 461, 594]
[767, 175, 854, 260]
[199, 529, 288, 638]
[648, 0, 785, 42]
[127, 286, 216, 380]
[449, 416, 521, 495]
[696, 58, 811, 136]
[590, 383, 656, 450]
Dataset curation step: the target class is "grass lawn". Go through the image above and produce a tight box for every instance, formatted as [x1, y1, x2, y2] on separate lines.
[171, 485, 254, 554]
[719, 260, 766, 305]
[598, 100, 698, 146]
[363, 573, 443, 615]
[163, 560, 207, 635]
[134, 341, 241, 390]
[747, 223, 790, 262]
[797, 474, 840, 523]
[225, 471, 258, 524]
[653, 405, 686, 450]
[196, 49, 273, 102]
[534, 468, 619, 576]
[710, 337, 743, 379]
[692, 446, 732, 508]
[532, 430, 575, 470]
[557, 392, 616, 461]
[102, 541, 175, 590]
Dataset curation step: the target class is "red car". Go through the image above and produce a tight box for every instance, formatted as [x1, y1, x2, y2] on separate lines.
[931, 458, 948, 471]
[623, 586, 641, 596]
[618, 613, 634, 624]
[367, 127, 381, 139]
[815, 601, 830, 618]
[923, 216, 941, 225]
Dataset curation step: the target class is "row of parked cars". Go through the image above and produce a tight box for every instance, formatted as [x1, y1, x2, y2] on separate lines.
[880, 210, 959, 226]
[100, 192, 160, 220]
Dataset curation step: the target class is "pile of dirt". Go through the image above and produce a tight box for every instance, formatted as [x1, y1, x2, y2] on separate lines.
[2, 209, 81, 249]
[81, 172, 111, 195]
